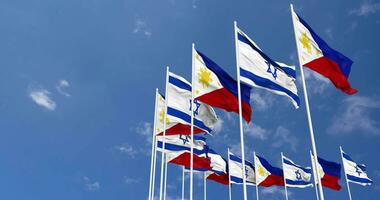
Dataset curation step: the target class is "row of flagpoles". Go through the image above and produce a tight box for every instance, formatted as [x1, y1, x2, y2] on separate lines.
[147, 4, 371, 200]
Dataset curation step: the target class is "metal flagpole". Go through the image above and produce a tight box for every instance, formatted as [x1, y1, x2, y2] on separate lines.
[233, 20, 248, 200]
[182, 167, 185, 200]
[152, 128, 159, 200]
[253, 152, 259, 200]
[159, 67, 170, 200]
[290, 4, 324, 200]
[281, 153, 289, 200]
[164, 157, 168, 200]
[190, 43, 195, 200]
[148, 89, 159, 200]
[340, 146, 353, 200]
[204, 172, 207, 200]
[228, 148, 232, 200]
[310, 151, 320, 200]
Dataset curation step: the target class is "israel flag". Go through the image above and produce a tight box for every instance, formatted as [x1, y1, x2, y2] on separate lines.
[283, 156, 313, 188]
[228, 152, 255, 185]
[342, 150, 373, 186]
[236, 26, 300, 108]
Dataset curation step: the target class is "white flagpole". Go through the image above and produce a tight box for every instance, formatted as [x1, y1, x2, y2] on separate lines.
[182, 167, 185, 200]
[204, 172, 207, 200]
[253, 152, 259, 200]
[233, 20, 248, 200]
[281, 152, 289, 200]
[159, 66, 170, 200]
[152, 128, 159, 200]
[290, 4, 324, 200]
[190, 43, 195, 200]
[148, 89, 159, 200]
[228, 148, 232, 200]
[340, 146, 353, 200]
[310, 151, 320, 200]
[164, 157, 168, 200]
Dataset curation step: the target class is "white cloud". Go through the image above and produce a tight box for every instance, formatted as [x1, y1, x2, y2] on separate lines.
[244, 123, 269, 140]
[133, 19, 152, 37]
[29, 88, 56, 111]
[212, 118, 224, 135]
[250, 93, 274, 111]
[350, 1, 380, 16]
[114, 143, 138, 158]
[83, 176, 100, 191]
[261, 186, 291, 197]
[192, 0, 198, 9]
[56, 79, 71, 97]
[324, 27, 333, 39]
[271, 126, 298, 152]
[124, 177, 141, 184]
[136, 122, 153, 143]
[328, 96, 380, 135]
[303, 69, 330, 94]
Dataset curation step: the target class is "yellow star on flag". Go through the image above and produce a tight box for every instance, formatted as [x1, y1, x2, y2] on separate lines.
[299, 32, 312, 54]
[159, 109, 170, 125]
[198, 67, 213, 88]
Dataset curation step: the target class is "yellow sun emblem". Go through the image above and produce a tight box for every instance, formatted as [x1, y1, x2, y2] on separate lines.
[198, 67, 213, 88]
[258, 166, 266, 176]
[299, 32, 312, 54]
[159, 109, 170, 125]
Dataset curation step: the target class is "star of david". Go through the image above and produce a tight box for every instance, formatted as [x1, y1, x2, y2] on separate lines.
[245, 167, 249, 178]
[295, 169, 302, 180]
[179, 135, 190, 145]
[189, 99, 201, 116]
[355, 165, 362, 176]
[265, 60, 277, 79]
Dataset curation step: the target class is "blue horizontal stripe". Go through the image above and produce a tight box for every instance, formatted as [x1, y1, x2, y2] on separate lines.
[169, 75, 191, 91]
[240, 68, 300, 106]
[237, 32, 296, 78]
[286, 179, 312, 186]
[347, 174, 373, 184]
[283, 158, 312, 173]
[157, 141, 206, 155]
[196, 50, 251, 104]
[229, 154, 254, 169]
[230, 176, 255, 185]
[318, 157, 341, 178]
[167, 107, 212, 133]
[342, 152, 354, 162]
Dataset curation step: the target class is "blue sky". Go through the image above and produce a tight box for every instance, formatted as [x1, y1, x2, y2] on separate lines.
[0, 0, 379, 199]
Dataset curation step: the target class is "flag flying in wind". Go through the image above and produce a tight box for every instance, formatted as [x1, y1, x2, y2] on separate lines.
[283, 156, 313, 188]
[194, 49, 252, 122]
[236, 26, 300, 108]
[156, 134, 211, 170]
[342, 150, 373, 186]
[154, 93, 184, 135]
[255, 154, 284, 187]
[228, 152, 255, 185]
[204, 148, 230, 185]
[315, 156, 342, 190]
[157, 71, 218, 136]
[291, 9, 357, 94]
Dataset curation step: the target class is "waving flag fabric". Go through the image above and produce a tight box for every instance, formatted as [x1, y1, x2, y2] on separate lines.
[154, 93, 183, 135]
[236, 27, 300, 108]
[283, 156, 313, 188]
[228, 152, 255, 185]
[206, 171, 230, 185]
[255, 154, 284, 187]
[194, 49, 252, 122]
[205, 148, 230, 185]
[156, 134, 206, 152]
[157, 71, 218, 136]
[315, 156, 342, 190]
[292, 9, 357, 94]
[342, 150, 373, 186]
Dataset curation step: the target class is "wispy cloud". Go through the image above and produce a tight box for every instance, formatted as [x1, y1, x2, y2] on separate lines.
[114, 143, 138, 158]
[124, 176, 141, 184]
[261, 186, 291, 197]
[29, 88, 56, 111]
[83, 176, 100, 191]
[303, 69, 330, 94]
[192, 0, 198, 9]
[271, 126, 298, 152]
[56, 79, 71, 97]
[132, 19, 152, 37]
[244, 123, 269, 140]
[136, 122, 153, 143]
[350, 1, 380, 16]
[328, 96, 380, 135]
[250, 93, 275, 111]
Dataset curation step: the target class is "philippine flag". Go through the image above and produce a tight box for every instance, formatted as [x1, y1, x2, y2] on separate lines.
[292, 8, 357, 94]
[157, 71, 218, 136]
[255, 154, 284, 187]
[194, 49, 252, 122]
[315, 156, 342, 190]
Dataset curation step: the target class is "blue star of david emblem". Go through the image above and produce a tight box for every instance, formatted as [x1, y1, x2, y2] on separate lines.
[189, 99, 201, 116]
[355, 165, 362, 176]
[265, 60, 278, 79]
[179, 135, 190, 145]
[245, 167, 249, 178]
[295, 169, 302, 180]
